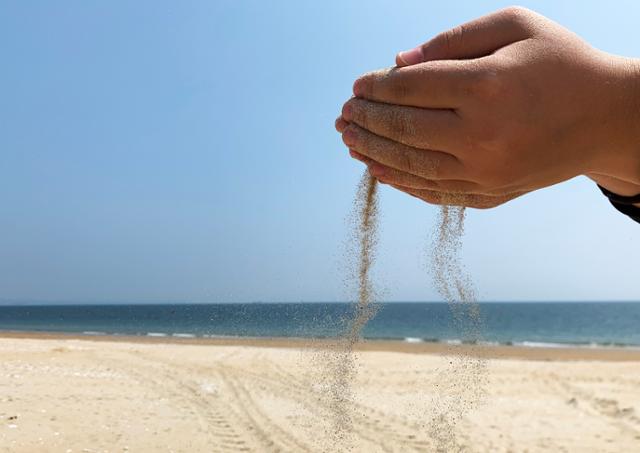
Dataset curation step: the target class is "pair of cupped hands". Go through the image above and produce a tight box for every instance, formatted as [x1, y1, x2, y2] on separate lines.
[335, 6, 640, 209]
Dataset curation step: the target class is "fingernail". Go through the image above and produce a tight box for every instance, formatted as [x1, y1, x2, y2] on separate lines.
[397, 47, 423, 66]
[342, 128, 357, 147]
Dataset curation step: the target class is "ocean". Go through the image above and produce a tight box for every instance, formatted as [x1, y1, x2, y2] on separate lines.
[0, 302, 639, 348]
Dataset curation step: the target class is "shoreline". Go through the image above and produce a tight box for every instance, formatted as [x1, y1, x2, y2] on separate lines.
[1, 330, 640, 361]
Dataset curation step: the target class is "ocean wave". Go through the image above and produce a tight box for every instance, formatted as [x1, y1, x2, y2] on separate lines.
[396, 338, 640, 349]
[146, 332, 168, 337]
[515, 341, 569, 348]
[82, 331, 106, 336]
[513, 340, 640, 349]
[172, 333, 196, 338]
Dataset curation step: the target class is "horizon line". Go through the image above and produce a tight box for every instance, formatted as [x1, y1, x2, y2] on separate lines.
[0, 299, 639, 307]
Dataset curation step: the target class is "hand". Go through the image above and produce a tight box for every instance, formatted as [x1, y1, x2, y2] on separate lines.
[336, 6, 640, 209]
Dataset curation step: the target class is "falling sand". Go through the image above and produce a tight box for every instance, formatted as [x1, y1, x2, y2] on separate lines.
[426, 203, 487, 452]
[311, 171, 380, 450]
[346, 172, 380, 346]
[315, 175, 486, 452]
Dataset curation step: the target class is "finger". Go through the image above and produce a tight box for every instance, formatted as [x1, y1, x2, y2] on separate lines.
[342, 123, 464, 180]
[342, 98, 464, 152]
[396, 6, 535, 66]
[349, 149, 375, 165]
[389, 184, 527, 209]
[353, 60, 483, 108]
[368, 162, 481, 193]
[335, 116, 348, 133]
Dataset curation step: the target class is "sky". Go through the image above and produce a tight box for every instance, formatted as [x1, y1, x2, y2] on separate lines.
[0, 0, 638, 304]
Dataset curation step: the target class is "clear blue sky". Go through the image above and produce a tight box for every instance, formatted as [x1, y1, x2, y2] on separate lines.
[1, 0, 638, 304]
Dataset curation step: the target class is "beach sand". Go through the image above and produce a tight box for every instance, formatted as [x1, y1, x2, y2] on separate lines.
[1, 334, 639, 452]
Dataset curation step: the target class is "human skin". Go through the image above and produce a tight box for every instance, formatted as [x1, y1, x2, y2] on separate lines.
[335, 6, 640, 209]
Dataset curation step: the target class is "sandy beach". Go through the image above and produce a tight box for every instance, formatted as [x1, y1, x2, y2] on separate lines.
[1, 334, 639, 452]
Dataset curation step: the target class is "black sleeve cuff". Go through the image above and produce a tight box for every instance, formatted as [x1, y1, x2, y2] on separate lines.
[598, 185, 640, 224]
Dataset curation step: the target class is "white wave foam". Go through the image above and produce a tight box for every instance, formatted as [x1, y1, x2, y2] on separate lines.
[172, 333, 196, 338]
[404, 337, 423, 343]
[515, 341, 569, 348]
[515, 340, 640, 350]
[146, 332, 168, 337]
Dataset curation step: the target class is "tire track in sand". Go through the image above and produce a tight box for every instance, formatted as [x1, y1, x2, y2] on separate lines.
[221, 355, 434, 452]
[132, 347, 433, 452]
[116, 349, 315, 452]
[103, 354, 255, 452]
[546, 372, 640, 441]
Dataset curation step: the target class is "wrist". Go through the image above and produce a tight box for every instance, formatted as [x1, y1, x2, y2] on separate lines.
[585, 55, 640, 188]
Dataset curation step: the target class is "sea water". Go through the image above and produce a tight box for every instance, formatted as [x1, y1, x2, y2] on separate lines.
[1, 302, 639, 347]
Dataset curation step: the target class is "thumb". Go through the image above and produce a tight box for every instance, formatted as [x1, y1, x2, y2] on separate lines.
[396, 6, 535, 66]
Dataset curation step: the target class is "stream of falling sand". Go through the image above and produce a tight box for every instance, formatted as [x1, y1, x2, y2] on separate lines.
[427, 204, 487, 452]
[313, 171, 379, 451]
[347, 172, 380, 346]
[316, 176, 485, 452]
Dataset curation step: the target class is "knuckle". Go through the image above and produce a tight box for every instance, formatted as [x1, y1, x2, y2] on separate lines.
[350, 100, 369, 129]
[354, 126, 369, 150]
[442, 30, 455, 54]
[388, 78, 410, 103]
[434, 25, 466, 55]
[471, 69, 506, 101]
[428, 159, 442, 179]
[501, 5, 531, 20]
[388, 108, 410, 141]
[499, 6, 535, 31]
[400, 151, 417, 175]
[413, 151, 438, 179]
